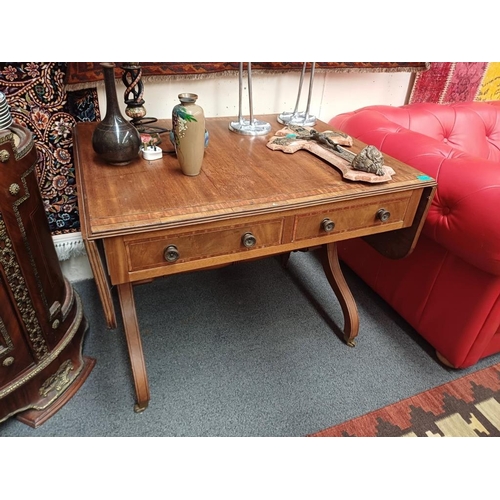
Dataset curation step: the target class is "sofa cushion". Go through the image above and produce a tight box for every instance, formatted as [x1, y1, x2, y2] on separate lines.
[329, 102, 500, 276]
[334, 102, 500, 161]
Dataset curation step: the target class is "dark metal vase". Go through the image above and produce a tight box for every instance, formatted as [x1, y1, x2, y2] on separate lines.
[92, 62, 141, 165]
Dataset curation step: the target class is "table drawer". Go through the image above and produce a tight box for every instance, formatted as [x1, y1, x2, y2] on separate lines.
[126, 218, 284, 272]
[293, 192, 415, 242]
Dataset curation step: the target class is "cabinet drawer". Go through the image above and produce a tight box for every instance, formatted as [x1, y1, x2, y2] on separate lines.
[126, 218, 284, 272]
[293, 192, 415, 241]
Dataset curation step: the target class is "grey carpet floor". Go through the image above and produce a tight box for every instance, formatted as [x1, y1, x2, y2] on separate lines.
[2, 249, 499, 436]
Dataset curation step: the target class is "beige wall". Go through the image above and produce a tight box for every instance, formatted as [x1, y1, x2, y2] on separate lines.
[97, 71, 412, 122]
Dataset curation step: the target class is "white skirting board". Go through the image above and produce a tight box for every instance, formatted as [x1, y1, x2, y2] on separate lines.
[52, 232, 94, 282]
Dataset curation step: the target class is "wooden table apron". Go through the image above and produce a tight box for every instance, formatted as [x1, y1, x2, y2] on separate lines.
[73, 115, 436, 412]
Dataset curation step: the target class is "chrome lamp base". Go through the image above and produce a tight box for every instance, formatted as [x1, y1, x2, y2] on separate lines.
[229, 62, 272, 137]
[229, 118, 272, 136]
[278, 62, 317, 127]
[277, 111, 317, 127]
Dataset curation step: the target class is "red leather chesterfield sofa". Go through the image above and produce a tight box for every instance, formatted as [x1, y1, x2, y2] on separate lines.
[329, 102, 500, 368]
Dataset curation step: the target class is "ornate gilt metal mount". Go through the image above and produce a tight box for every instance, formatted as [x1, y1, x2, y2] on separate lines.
[39, 359, 74, 397]
[0, 216, 49, 359]
[0, 149, 10, 163]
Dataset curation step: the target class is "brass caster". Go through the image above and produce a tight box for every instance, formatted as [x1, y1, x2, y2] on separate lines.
[134, 402, 148, 413]
[345, 339, 356, 347]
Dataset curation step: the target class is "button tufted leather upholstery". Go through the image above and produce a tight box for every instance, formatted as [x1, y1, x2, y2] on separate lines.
[330, 102, 500, 368]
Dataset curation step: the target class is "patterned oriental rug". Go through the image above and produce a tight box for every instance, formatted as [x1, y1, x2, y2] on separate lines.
[409, 62, 500, 104]
[309, 363, 500, 437]
[0, 62, 100, 235]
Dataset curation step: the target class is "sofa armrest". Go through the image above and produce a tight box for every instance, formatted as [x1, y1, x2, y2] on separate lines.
[330, 111, 500, 276]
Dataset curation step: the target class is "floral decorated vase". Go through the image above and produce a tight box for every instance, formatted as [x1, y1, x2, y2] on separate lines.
[172, 93, 206, 176]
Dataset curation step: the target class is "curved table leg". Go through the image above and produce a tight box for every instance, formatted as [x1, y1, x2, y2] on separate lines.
[117, 282, 150, 412]
[320, 242, 359, 346]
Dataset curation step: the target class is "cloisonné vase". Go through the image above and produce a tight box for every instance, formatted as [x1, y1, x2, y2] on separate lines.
[92, 62, 141, 166]
[172, 93, 205, 176]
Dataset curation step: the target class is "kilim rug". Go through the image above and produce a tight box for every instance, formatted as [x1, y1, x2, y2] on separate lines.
[309, 362, 500, 437]
[0, 62, 100, 235]
[409, 62, 500, 104]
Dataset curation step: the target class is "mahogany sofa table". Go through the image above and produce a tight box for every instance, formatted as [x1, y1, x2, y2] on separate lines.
[73, 115, 436, 412]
